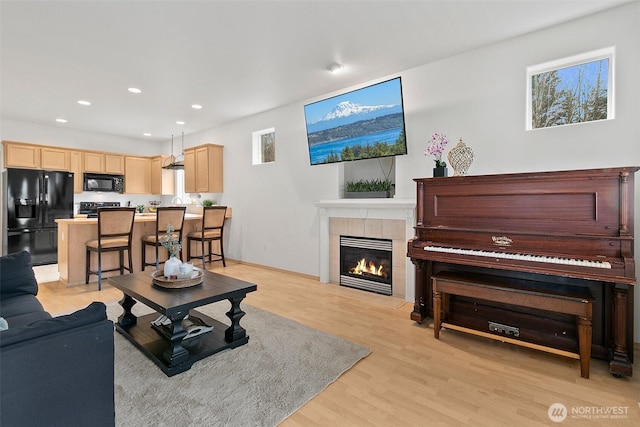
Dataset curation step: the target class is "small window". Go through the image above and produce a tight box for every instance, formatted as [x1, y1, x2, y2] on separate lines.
[175, 169, 185, 200]
[526, 47, 614, 130]
[252, 127, 275, 165]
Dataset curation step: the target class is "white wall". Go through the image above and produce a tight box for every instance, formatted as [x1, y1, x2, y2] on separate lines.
[182, 102, 338, 276]
[395, 3, 639, 194]
[187, 2, 640, 339]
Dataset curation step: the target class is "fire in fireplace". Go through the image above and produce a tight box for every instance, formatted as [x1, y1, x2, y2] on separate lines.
[340, 236, 392, 295]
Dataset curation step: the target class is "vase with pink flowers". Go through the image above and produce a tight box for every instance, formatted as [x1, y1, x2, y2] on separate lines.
[424, 133, 449, 177]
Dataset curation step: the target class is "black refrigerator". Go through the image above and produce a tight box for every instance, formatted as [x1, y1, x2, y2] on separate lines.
[3, 168, 74, 265]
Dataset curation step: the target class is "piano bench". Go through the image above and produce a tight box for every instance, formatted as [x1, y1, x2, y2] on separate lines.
[431, 271, 594, 379]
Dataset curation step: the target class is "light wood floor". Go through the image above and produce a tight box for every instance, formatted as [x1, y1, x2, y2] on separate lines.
[36, 262, 640, 426]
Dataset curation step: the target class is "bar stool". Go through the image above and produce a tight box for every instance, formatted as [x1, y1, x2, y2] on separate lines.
[186, 206, 227, 268]
[141, 206, 186, 271]
[85, 207, 136, 290]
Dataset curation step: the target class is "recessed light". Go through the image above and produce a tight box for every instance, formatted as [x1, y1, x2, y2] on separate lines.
[327, 63, 344, 73]
[143, 133, 152, 137]
[56, 118, 67, 123]
[77, 100, 91, 106]
[176, 121, 185, 125]
[191, 104, 202, 110]
[128, 87, 142, 94]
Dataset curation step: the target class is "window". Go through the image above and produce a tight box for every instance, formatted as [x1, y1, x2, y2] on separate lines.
[175, 168, 186, 200]
[526, 47, 614, 130]
[252, 127, 275, 165]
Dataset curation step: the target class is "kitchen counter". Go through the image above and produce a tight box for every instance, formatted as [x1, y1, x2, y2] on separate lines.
[59, 212, 206, 224]
[56, 209, 231, 286]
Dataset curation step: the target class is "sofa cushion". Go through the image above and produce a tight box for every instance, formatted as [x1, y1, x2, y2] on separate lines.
[0, 294, 48, 320]
[0, 251, 38, 298]
[0, 302, 107, 348]
[4, 311, 52, 328]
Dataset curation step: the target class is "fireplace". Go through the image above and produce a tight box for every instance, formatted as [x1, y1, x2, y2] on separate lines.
[317, 198, 416, 300]
[340, 236, 392, 295]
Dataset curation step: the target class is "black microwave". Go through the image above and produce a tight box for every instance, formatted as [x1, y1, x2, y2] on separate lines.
[83, 173, 125, 193]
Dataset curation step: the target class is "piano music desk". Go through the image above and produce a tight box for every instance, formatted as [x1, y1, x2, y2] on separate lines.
[432, 271, 594, 378]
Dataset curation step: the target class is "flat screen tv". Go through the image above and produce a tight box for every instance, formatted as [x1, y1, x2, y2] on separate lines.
[304, 77, 407, 165]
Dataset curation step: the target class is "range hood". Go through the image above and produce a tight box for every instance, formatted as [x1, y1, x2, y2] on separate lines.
[162, 133, 185, 170]
[162, 159, 184, 170]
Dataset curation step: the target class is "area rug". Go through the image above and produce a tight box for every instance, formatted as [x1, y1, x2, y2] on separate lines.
[105, 301, 370, 426]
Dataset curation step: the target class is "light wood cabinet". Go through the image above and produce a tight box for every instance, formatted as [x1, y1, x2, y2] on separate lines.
[151, 155, 175, 195]
[125, 156, 151, 194]
[184, 144, 223, 193]
[83, 152, 105, 172]
[3, 141, 202, 197]
[80, 152, 124, 174]
[40, 147, 70, 171]
[183, 149, 196, 193]
[105, 154, 124, 174]
[196, 144, 224, 193]
[69, 150, 84, 193]
[3, 141, 41, 169]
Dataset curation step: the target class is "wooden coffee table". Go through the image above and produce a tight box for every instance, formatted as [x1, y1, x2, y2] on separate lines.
[108, 269, 257, 376]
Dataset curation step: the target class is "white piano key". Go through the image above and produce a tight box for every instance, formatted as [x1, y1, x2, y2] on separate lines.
[423, 246, 612, 269]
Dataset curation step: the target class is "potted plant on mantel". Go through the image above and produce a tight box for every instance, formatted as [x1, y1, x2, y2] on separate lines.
[344, 178, 393, 199]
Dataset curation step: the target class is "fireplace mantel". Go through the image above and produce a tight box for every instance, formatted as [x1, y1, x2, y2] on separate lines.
[316, 198, 416, 211]
[316, 198, 416, 301]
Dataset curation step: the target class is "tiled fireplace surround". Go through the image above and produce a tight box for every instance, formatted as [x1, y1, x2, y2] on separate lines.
[316, 199, 416, 301]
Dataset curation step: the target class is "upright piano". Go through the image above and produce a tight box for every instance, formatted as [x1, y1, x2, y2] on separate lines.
[407, 167, 637, 377]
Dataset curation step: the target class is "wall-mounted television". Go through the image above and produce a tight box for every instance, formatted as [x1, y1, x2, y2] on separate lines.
[304, 77, 407, 166]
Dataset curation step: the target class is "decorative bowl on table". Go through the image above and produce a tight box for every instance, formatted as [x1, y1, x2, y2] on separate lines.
[151, 269, 203, 289]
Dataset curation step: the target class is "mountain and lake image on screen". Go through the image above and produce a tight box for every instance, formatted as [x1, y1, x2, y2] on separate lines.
[304, 77, 408, 165]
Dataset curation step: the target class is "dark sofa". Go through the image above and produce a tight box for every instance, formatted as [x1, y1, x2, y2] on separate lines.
[0, 251, 115, 427]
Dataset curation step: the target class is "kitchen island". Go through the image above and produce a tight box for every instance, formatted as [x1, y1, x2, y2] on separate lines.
[56, 209, 231, 286]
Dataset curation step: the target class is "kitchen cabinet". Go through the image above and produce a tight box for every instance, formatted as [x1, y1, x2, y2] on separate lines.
[3, 141, 41, 169]
[69, 150, 84, 193]
[83, 152, 105, 172]
[40, 147, 70, 171]
[3, 141, 70, 171]
[183, 149, 196, 193]
[105, 154, 124, 174]
[124, 156, 151, 194]
[80, 152, 124, 174]
[2, 141, 175, 196]
[151, 155, 175, 195]
[184, 144, 223, 193]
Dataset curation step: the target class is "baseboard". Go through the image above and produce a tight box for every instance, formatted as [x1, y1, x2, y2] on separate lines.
[226, 259, 320, 282]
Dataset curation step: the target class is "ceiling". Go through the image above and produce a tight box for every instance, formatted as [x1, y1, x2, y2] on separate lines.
[0, 0, 630, 143]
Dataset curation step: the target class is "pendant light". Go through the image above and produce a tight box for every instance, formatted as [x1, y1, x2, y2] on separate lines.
[162, 132, 185, 169]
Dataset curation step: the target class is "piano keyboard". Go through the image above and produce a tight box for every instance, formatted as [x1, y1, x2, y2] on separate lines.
[424, 246, 612, 269]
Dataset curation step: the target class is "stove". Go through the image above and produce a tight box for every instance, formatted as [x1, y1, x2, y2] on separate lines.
[78, 201, 121, 217]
